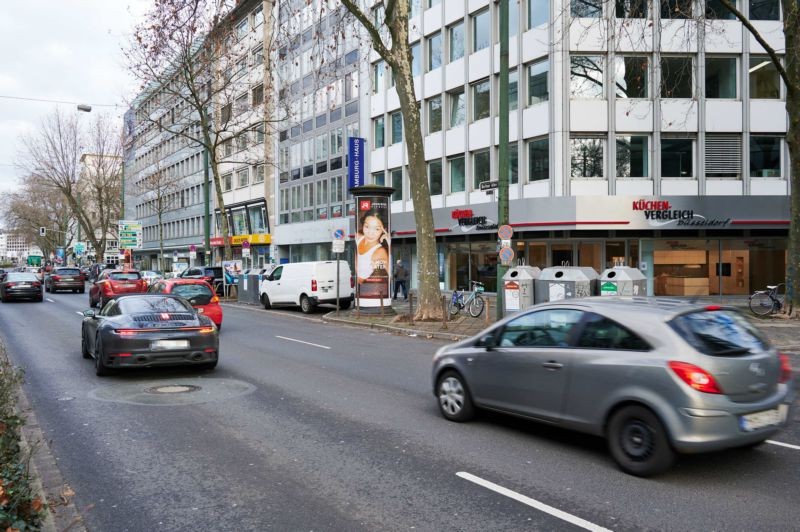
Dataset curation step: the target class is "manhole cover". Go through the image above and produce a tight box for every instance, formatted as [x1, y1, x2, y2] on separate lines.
[145, 384, 201, 395]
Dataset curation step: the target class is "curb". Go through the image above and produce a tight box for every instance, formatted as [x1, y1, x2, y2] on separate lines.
[322, 314, 469, 342]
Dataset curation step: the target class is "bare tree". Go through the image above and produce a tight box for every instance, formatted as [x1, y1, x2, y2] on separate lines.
[16, 110, 121, 264]
[133, 163, 183, 272]
[125, 0, 283, 262]
[338, 0, 443, 320]
[2, 174, 73, 260]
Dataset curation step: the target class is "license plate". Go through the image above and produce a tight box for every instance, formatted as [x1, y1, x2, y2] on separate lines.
[151, 339, 190, 350]
[18, 283, 30, 287]
[740, 405, 788, 432]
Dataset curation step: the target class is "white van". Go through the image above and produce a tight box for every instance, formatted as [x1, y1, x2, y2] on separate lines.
[259, 261, 354, 313]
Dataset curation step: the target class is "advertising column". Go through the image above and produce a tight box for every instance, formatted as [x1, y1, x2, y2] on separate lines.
[350, 185, 394, 310]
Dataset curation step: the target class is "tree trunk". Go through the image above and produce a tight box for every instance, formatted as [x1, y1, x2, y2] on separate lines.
[783, 0, 798, 316]
[158, 210, 165, 273]
[209, 151, 232, 262]
[393, 69, 443, 320]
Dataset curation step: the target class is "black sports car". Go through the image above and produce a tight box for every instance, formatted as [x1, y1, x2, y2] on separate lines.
[81, 294, 219, 376]
[0, 272, 43, 302]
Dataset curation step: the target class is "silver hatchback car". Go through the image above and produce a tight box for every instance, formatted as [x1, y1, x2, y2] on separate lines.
[432, 298, 794, 476]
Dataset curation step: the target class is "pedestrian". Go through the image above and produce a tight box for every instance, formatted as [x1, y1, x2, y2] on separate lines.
[393, 259, 408, 300]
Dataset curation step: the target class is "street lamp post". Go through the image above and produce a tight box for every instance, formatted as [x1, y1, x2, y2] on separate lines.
[496, 0, 510, 319]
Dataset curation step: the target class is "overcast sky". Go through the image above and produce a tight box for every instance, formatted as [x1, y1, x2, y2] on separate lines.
[0, 1, 149, 196]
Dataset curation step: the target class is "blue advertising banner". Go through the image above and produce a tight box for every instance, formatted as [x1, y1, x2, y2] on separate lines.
[347, 137, 366, 190]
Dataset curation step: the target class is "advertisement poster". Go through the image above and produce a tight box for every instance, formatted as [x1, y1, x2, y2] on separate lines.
[223, 260, 243, 285]
[55, 247, 65, 265]
[355, 195, 391, 304]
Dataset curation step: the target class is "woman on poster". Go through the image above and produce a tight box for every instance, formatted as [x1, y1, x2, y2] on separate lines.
[355, 210, 390, 285]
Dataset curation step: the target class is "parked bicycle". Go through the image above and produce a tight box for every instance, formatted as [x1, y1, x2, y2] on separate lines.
[449, 280, 486, 317]
[749, 283, 785, 316]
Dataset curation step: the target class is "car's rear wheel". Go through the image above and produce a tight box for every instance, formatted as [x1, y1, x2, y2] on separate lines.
[81, 329, 91, 359]
[94, 335, 110, 376]
[436, 370, 474, 422]
[79, 288, 85, 294]
[200, 360, 218, 371]
[300, 295, 314, 314]
[608, 405, 674, 477]
[261, 293, 271, 309]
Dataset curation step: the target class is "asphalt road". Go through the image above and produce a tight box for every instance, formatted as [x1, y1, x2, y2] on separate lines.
[0, 290, 798, 531]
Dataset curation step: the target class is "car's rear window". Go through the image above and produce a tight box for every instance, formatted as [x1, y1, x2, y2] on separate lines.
[172, 284, 213, 305]
[109, 272, 141, 281]
[670, 310, 769, 356]
[119, 296, 192, 314]
[6, 273, 38, 282]
[56, 268, 81, 275]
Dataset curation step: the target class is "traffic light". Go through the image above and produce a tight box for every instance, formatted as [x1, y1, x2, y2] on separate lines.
[39, 227, 46, 237]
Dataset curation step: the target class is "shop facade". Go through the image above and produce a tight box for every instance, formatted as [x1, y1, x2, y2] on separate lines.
[389, 195, 789, 297]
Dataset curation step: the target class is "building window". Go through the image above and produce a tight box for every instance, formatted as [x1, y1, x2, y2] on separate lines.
[391, 111, 403, 144]
[616, 0, 647, 16]
[570, 55, 605, 99]
[705, 134, 742, 178]
[391, 168, 403, 201]
[499, 0, 520, 36]
[750, 136, 782, 177]
[529, 0, 549, 27]
[222, 173, 232, 191]
[661, 56, 693, 98]
[236, 19, 248, 41]
[316, 179, 329, 205]
[428, 31, 442, 72]
[428, 96, 442, 133]
[253, 45, 264, 66]
[473, 150, 491, 189]
[472, 9, 490, 52]
[449, 88, 466, 127]
[330, 128, 343, 154]
[661, 0, 693, 18]
[528, 137, 549, 181]
[449, 155, 466, 193]
[501, 142, 519, 184]
[661, 138, 694, 177]
[374, 116, 385, 148]
[449, 21, 465, 62]
[221, 103, 232, 123]
[749, 57, 780, 99]
[616, 135, 649, 178]
[372, 171, 385, 186]
[615, 56, 648, 98]
[750, 0, 780, 19]
[252, 84, 264, 106]
[254, 165, 265, 184]
[572, 0, 602, 17]
[428, 160, 443, 195]
[373, 61, 385, 93]
[345, 71, 359, 101]
[411, 42, 421, 77]
[571, 137, 604, 178]
[472, 79, 491, 121]
[331, 175, 343, 203]
[706, 0, 736, 19]
[705, 57, 738, 98]
[498, 69, 519, 111]
[528, 58, 549, 104]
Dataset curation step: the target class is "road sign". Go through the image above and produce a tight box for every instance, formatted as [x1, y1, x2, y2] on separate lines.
[242, 247, 251, 258]
[74, 242, 85, 255]
[332, 240, 345, 253]
[39, 227, 46, 237]
[498, 224, 513, 240]
[242, 240, 251, 249]
[499, 246, 514, 263]
[333, 228, 345, 240]
[479, 181, 499, 191]
[501, 239, 512, 248]
[118, 219, 143, 249]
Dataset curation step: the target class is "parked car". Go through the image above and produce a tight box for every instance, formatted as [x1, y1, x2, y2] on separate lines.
[431, 298, 794, 477]
[80, 294, 218, 376]
[88, 269, 148, 309]
[0, 269, 7, 282]
[0, 272, 43, 302]
[45, 267, 86, 294]
[148, 279, 222, 329]
[258, 261, 353, 313]
[140, 270, 164, 287]
[178, 266, 224, 293]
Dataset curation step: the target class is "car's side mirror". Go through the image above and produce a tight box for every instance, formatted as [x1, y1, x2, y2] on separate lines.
[82, 309, 96, 319]
[478, 332, 497, 350]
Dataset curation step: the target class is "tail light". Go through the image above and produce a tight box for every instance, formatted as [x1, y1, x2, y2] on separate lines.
[116, 353, 132, 358]
[5, 282, 15, 287]
[32, 282, 41, 288]
[311, 279, 317, 292]
[668, 361, 722, 394]
[779, 353, 792, 384]
[115, 329, 140, 336]
[101, 282, 113, 294]
[210, 295, 220, 303]
[199, 326, 215, 334]
[52, 275, 61, 281]
[350, 276, 355, 288]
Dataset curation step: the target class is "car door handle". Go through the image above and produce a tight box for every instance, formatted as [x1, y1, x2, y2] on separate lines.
[542, 361, 563, 370]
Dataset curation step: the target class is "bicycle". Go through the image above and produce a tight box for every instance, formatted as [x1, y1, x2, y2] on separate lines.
[449, 281, 486, 318]
[749, 283, 785, 317]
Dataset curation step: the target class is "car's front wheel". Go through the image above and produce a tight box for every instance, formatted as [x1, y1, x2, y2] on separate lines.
[436, 370, 474, 422]
[607, 405, 675, 477]
[261, 293, 271, 309]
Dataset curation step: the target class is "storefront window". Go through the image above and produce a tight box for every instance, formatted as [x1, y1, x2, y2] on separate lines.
[528, 243, 547, 269]
[578, 242, 602, 272]
[231, 210, 248, 235]
[248, 205, 266, 234]
[606, 241, 626, 268]
[552, 243, 573, 266]
[447, 241, 498, 292]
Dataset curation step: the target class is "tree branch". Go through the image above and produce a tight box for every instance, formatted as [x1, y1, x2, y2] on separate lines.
[340, 0, 394, 63]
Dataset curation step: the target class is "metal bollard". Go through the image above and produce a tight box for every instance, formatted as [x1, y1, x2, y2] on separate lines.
[379, 290, 384, 317]
[409, 292, 415, 324]
[485, 297, 491, 325]
[442, 295, 448, 330]
[355, 286, 360, 319]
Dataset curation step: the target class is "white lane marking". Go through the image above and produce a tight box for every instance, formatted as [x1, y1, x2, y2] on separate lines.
[46, 298, 55, 303]
[456, 472, 612, 532]
[767, 440, 800, 450]
[275, 335, 331, 350]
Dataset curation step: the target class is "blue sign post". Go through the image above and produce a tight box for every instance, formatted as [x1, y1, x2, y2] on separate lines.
[347, 137, 366, 189]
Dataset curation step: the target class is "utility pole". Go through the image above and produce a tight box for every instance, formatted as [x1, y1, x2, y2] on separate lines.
[496, 0, 510, 320]
[204, 148, 211, 266]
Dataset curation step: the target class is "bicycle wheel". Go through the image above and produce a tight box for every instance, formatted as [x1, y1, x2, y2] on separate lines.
[749, 292, 774, 317]
[449, 297, 462, 316]
[468, 295, 485, 317]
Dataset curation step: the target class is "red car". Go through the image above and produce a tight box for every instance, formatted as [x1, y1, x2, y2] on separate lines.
[89, 269, 148, 308]
[147, 279, 223, 329]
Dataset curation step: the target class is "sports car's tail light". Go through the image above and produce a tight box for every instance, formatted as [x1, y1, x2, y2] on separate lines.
[779, 353, 792, 383]
[204, 348, 215, 353]
[198, 326, 215, 334]
[115, 329, 140, 336]
[116, 353, 132, 358]
[668, 361, 722, 394]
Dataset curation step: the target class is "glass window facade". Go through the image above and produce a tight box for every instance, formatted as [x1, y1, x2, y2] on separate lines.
[615, 56, 648, 98]
[706, 57, 738, 98]
[749, 57, 780, 99]
[449, 21, 465, 62]
[661, 56, 693, 98]
[750, 136, 781, 178]
[616, 136, 649, 178]
[661, 138, 694, 177]
[570, 55, 604, 99]
[428, 96, 442, 133]
[528, 137, 549, 181]
[528, 59, 549, 104]
[449, 155, 465, 193]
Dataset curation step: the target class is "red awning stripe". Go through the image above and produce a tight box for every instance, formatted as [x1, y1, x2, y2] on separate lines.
[510, 221, 631, 228]
[730, 220, 789, 225]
